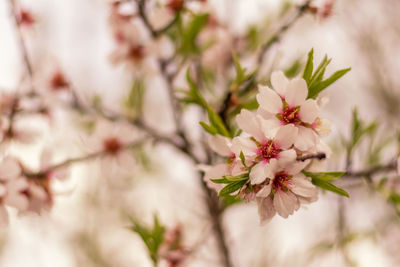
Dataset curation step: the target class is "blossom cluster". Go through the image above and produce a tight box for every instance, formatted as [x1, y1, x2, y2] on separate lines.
[204, 71, 332, 224]
[0, 153, 67, 225]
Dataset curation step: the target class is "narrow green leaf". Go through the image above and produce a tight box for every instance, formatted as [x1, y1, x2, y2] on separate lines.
[223, 173, 249, 182]
[211, 178, 230, 184]
[239, 151, 248, 170]
[308, 68, 351, 99]
[302, 171, 346, 181]
[303, 48, 314, 84]
[199, 121, 218, 135]
[218, 180, 246, 197]
[311, 179, 349, 197]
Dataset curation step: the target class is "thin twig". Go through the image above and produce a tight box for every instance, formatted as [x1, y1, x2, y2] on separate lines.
[24, 139, 146, 178]
[256, 0, 311, 66]
[296, 152, 326, 161]
[345, 160, 397, 178]
[8, 0, 34, 88]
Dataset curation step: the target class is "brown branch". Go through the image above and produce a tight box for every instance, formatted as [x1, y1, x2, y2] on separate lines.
[296, 152, 326, 161]
[136, 2, 232, 265]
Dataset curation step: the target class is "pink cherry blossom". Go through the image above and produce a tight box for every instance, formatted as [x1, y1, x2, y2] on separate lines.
[232, 109, 298, 184]
[255, 159, 318, 224]
[201, 134, 246, 193]
[256, 71, 327, 151]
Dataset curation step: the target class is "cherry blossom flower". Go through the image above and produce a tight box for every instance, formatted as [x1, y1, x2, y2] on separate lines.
[255, 159, 318, 224]
[0, 157, 29, 224]
[85, 120, 138, 177]
[201, 134, 245, 193]
[159, 224, 188, 267]
[167, 0, 185, 13]
[309, 0, 336, 20]
[17, 9, 35, 27]
[232, 109, 298, 184]
[256, 71, 328, 151]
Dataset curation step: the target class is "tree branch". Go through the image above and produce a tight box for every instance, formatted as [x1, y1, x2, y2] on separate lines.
[345, 160, 397, 178]
[296, 152, 326, 161]
[257, 0, 311, 66]
[24, 138, 146, 178]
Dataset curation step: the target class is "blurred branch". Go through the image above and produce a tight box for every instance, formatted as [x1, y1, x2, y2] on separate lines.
[256, 0, 311, 66]
[137, 0, 179, 37]
[345, 160, 397, 178]
[8, 0, 34, 86]
[24, 138, 146, 178]
[136, 2, 233, 266]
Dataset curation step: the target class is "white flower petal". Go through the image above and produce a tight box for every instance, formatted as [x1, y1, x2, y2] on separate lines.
[250, 162, 266, 184]
[273, 191, 299, 218]
[299, 99, 319, 123]
[285, 78, 308, 107]
[257, 196, 276, 225]
[274, 124, 298, 149]
[203, 163, 228, 193]
[209, 135, 232, 156]
[5, 193, 29, 211]
[291, 173, 318, 198]
[231, 137, 257, 157]
[285, 160, 310, 175]
[256, 85, 282, 114]
[256, 183, 272, 197]
[0, 157, 21, 181]
[259, 117, 279, 139]
[294, 126, 318, 151]
[271, 71, 289, 96]
[277, 149, 297, 165]
[236, 110, 265, 141]
[265, 158, 279, 178]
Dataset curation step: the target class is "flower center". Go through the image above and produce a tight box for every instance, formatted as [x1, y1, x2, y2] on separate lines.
[168, 0, 184, 12]
[128, 45, 145, 61]
[103, 137, 122, 155]
[273, 171, 292, 192]
[50, 71, 69, 90]
[278, 106, 301, 125]
[257, 140, 281, 162]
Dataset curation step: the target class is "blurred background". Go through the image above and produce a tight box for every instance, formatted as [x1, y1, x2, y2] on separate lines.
[0, 0, 400, 266]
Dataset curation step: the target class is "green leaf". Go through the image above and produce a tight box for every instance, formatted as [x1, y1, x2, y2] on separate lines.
[302, 171, 346, 181]
[233, 52, 246, 84]
[223, 173, 249, 182]
[308, 55, 329, 88]
[178, 13, 209, 55]
[239, 151, 248, 170]
[308, 68, 351, 99]
[211, 178, 230, 184]
[130, 215, 165, 264]
[303, 171, 349, 197]
[311, 178, 349, 198]
[218, 180, 247, 197]
[199, 121, 218, 135]
[124, 80, 145, 117]
[303, 48, 314, 84]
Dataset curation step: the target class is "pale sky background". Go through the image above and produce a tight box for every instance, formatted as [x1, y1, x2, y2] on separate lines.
[0, 0, 399, 266]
